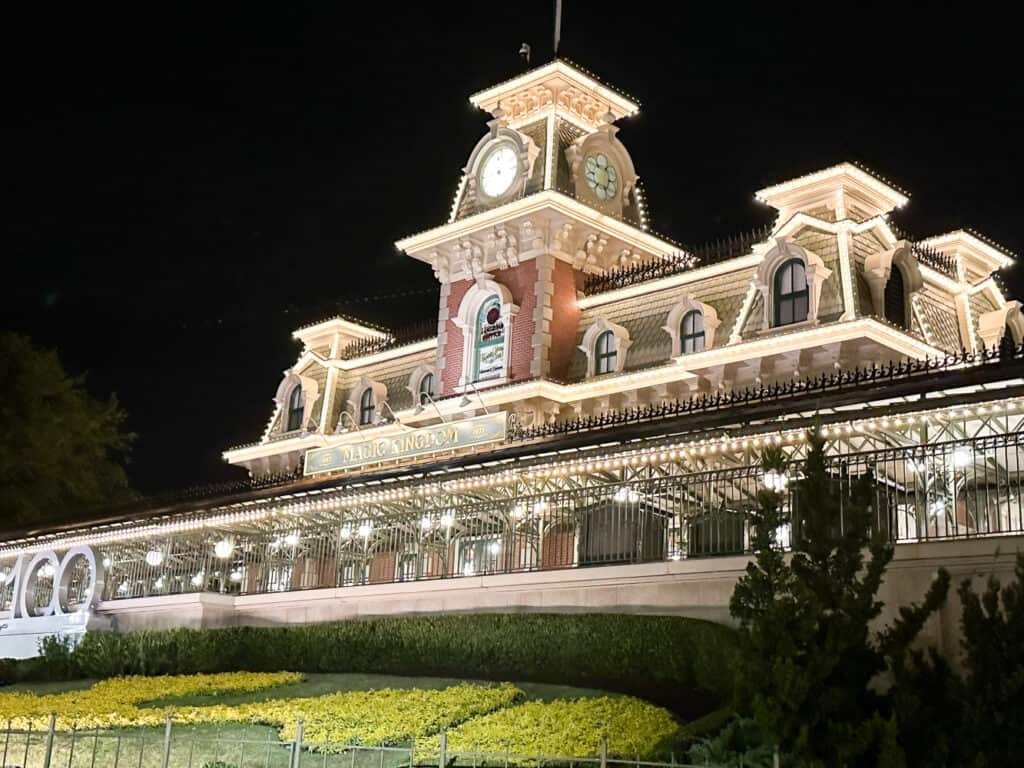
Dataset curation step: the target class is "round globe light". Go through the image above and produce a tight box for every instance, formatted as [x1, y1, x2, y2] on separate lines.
[214, 539, 234, 559]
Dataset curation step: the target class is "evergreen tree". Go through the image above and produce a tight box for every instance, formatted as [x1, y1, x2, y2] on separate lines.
[889, 553, 1024, 768]
[0, 333, 134, 529]
[730, 433, 949, 766]
[954, 554, 1024, 766]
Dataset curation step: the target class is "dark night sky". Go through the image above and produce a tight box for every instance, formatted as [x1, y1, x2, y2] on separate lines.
[6, 2, 1022, 495]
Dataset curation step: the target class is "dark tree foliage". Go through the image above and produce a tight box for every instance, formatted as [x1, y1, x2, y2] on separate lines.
[893, 554, 1024, 767]
[957, 555, 1024, 766]
[0, 333, 134, 529]
[730, 435, 949, 767]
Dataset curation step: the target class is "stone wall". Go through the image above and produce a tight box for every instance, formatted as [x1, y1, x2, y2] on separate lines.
[94, 536, 1023, 663]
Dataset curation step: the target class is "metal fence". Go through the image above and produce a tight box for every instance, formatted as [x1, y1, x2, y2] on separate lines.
[4, 429, 1023, 611]
[0, 718, 730, 768]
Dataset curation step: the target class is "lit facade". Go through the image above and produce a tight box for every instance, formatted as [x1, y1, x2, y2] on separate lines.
[2, 60, 1023, 656]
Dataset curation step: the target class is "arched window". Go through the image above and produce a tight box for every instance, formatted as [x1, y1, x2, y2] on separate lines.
[680, 310, 706, 354]
[418, 373, 434, 405]
[595, 330, 617, 374]
[285, 386, 304, 432]
[474, 294, 505, 382]
[774, 259, 809, 326]
[884, 266, 907, 328]
[359, 388, 376, 426]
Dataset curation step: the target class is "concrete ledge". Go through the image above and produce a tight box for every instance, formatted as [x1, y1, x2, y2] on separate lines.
[94, 536, 1024, 657]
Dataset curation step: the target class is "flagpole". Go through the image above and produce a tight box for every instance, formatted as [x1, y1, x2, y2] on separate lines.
[554, 0, 562, 55]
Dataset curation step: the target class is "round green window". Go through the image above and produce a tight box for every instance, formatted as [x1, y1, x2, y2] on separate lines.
[584, 154, 618, 200]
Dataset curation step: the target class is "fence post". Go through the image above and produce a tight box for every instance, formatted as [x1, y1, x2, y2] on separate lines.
[438, 730, 447, 768]
[161, 714, 173, 768]
[292, 719, 305, 768]
[42, 713, 57, 768]
[773, 747, 780, 768]
[599, 736, 608, 768]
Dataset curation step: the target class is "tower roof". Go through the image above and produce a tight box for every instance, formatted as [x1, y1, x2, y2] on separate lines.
[469, 58, 639, 129]
[755, 162, 909, 217]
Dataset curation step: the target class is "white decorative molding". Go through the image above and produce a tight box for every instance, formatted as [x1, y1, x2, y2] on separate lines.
[863, 242, 924, 326]
[435, 281, 452, 389]
[532, 253, 556, 378]
[663, 297, 721, 356]
[978, 301, 1024, 349]
[753, 237, 833, 328]
[407, 364, 437, 402]
[578, 317, 631, 377]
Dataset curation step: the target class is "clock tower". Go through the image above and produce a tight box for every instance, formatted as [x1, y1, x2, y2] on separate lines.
[396, 59, 679, 422]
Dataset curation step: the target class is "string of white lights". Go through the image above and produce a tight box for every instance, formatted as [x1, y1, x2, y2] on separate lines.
[2, 395, 1021, 558]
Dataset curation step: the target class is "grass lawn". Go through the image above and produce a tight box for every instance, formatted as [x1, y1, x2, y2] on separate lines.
[1, 674, 635, 768]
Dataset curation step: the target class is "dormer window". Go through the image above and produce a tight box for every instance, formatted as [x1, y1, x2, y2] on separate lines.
[580, 318, 631, 378]
[595, 330, 618, 374]
[680, 310, 706, 354]
[774, 258, 809, 326]
[359, 388, 376, 426]
[418, 373, 435, 405]
[665, 298, 719, 356]
[285, 386, 304, 432]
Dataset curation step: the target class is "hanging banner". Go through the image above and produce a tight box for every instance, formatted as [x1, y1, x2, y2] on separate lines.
[304, 412, 507, 475]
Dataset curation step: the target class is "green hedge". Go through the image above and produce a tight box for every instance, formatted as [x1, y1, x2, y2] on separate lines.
[40, 614, 737, 714]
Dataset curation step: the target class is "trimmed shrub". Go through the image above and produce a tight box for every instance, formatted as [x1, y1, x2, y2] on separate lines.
[417, 696, 679, 759]
[0, 673, 522, 745]
[69, 614, 737, 713]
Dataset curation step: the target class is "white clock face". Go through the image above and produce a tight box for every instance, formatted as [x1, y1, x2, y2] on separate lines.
[480, 144, 518, 198]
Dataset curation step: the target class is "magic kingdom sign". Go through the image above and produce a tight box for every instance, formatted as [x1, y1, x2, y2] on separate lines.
[304, 412, 508, 475]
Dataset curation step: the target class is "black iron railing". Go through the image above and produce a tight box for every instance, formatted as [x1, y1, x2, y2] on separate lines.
[510, 344, 1022, 443]
[37, 430, 1021, 605]
[339, 320, 436, 360]
[912, 243, 958, 278]
[581, 225, 772, 296]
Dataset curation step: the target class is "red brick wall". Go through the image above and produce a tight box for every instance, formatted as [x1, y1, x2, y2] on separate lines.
[439, 261, 538, 395]
[369, 552, 397, 584]
[502, 260, 538, 382]
[548, 260, 583, 381]
[441, 281, 473, 395]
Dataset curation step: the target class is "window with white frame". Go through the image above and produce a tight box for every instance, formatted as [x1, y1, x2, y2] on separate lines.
[680, 310, 705, 353]
[595, 330, 617, 374]
[358, 388, 376, 426]
[774, 258, 809, 326]
[285, 386, 304, 432]
[580, 318, 630, 378]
